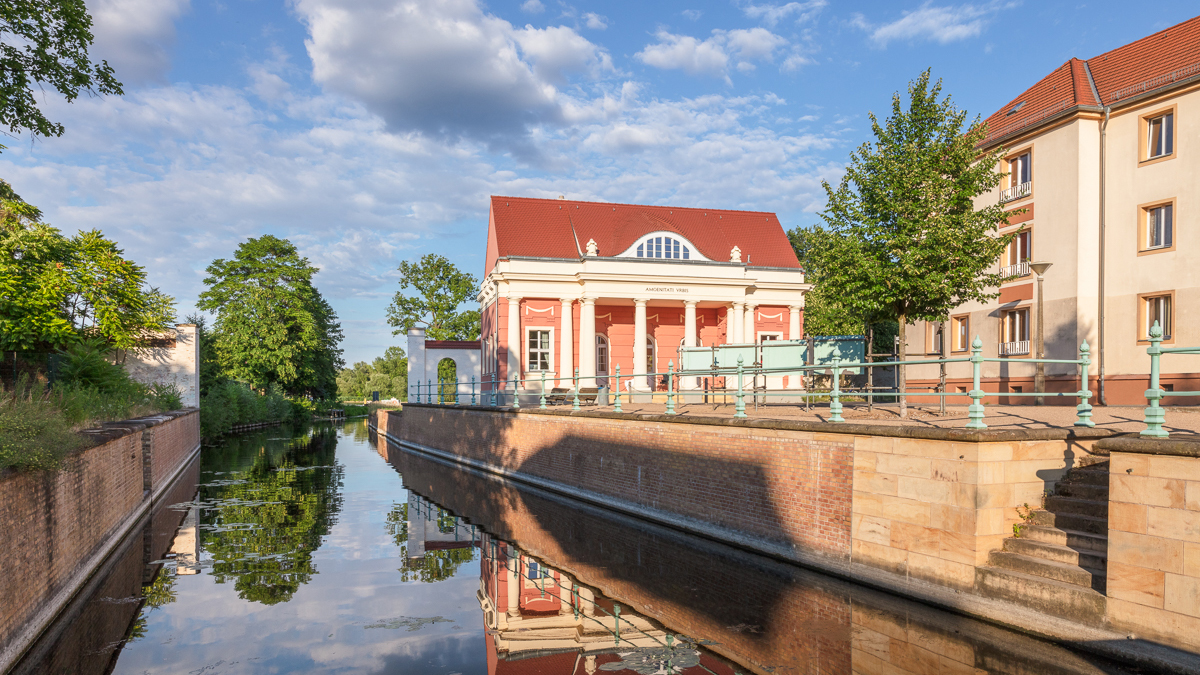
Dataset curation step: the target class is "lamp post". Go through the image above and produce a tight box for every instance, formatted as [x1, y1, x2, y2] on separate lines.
[1030, 261, 1053, 405]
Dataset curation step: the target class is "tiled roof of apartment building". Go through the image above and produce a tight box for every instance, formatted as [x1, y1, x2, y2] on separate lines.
[486, 196, 801, 273]
[983, 14, 1200, 146]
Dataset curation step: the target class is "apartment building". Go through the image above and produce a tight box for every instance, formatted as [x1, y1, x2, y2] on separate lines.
[908, 15, 1200, 405]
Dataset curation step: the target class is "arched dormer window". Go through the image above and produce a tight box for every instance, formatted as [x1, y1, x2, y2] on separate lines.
[619, 232, 710, 261]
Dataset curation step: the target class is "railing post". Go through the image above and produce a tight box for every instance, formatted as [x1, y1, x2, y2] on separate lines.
[1075, 341, 1094, 428]
[540, 372, 547, 409]
[439, 378, 444, 404]
[513, 376, 521, 409]
[666, 361, 676, 415]
[490, 376, 497, 407]
[613, 365, 623, 413]
[966, 336, 987, 430]
[1142, 321, 1168, 438]
[829, 356, 844, 423]
[470, 376, 476, 405]
[572, 367, 581, 411]
[735, 355, 747, 418]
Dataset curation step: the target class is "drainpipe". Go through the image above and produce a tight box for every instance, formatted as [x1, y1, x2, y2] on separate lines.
[1098, 106, 1110, 405]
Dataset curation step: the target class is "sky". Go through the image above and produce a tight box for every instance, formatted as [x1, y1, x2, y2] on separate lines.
[1, 0, 1197, 364]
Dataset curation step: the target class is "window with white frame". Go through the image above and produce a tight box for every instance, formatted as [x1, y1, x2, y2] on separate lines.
[926, 322, 944, 355]
[1148, 112, 1174, 159]
[595, 335, 609, 375]
[1000, 308, 1029, 355]
[1001, 230, 1031, 277]
[1145, 294, 1173, 339]
[1009, 152, 1031, 187]
[637, 235, 690, 259]
[527, 329, 552, 371]
[1146, 203, 1173, 250]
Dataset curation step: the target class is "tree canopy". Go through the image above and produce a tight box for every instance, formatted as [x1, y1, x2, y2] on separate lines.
[386, 254, 480, 340]
[197, 235, 344, 397]
[0, 181, 175, 351]
[337, 346, 407, 401]
[811, 70, 1016, 412]
[0, 0, 123, 145]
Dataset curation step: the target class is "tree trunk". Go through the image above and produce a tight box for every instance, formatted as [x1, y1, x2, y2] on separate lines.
[898, 312, 907, 419]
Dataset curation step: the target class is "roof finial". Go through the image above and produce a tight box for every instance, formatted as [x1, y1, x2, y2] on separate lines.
[585, 239, 598, 256]
[730, 246, 742, 263]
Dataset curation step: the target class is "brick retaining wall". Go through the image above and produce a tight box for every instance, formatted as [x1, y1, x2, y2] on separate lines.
[0, 409, 199, 668]
[383, 404, 854, 561]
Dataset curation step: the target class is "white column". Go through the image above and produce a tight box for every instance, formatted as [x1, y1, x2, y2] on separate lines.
[788, 305, 803, 390]
[633, 299, 648, 390]
[579, 298, 596, 386]
[557, 572, 574, 615]
[729, 303, 743, 344]
[744, 303, 757, 344]
[506, 297, 521, 390]
[683, 301, 698, 390]
[559, 298, 574, 389]
[507, 551, 521, 619]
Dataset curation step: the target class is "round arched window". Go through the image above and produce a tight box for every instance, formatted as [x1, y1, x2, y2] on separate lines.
[635, 236, 690, 260]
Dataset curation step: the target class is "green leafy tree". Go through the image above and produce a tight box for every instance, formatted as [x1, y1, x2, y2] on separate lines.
[336, 346, 407, 400]
[197, 236, 344, 397]
[186, 313, 225, 397]
[1, 0, 123, 144]
[0, 182, 175, 351]
[814, 70, 1016, 415]
[386, 254, 480, 340]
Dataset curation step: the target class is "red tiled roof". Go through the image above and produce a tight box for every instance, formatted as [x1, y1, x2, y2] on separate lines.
[983, 14, 1200, 146]
[425, 340, 481, 349]
[485, 196, 800, 274]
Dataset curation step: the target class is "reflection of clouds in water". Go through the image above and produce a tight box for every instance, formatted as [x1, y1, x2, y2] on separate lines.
[363, 616, 452, 631]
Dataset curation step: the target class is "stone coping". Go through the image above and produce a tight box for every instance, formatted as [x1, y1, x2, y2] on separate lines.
[76, 408, 199, 446]
[395, 403, 1120, 443]
[1097, 434, 1200, 457]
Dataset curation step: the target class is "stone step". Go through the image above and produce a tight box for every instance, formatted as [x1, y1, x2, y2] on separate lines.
[1054, 482, 1109, 501]
[988, 550, 1104, 591]
[1042, 495, 1109, 519]
[1031, 509, 1108, 535]
[975, 565, 1107, 625]
[1059, 467, 1109, 486]
[1021, 524, 1109, 552]
[1003, 536, 1108, 570]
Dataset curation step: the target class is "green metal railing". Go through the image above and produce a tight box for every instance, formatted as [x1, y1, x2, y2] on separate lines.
[414, 334, 1097, 430]
[1142, 321, 1200, 438]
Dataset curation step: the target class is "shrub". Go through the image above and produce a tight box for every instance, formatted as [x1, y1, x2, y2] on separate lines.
[0, 379, 85, 472]
[199, 381, 303, 441]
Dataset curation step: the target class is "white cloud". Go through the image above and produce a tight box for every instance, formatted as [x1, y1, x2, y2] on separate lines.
[636, 28, 788, 81]
[90, 0, 191, 84]
[583, 12, 608, 29]
[292, 0, 612, 158]
[681, 9, 702, 21]
[854, 2, 1012, 47]
[521, 0, 545, 13]
[738, 0, 827, 27]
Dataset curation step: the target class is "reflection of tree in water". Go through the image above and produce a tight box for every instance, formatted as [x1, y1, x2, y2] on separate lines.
[126, 569, 179, 643]
[201, 426, 344, 605]
[384, 501, 476, 583]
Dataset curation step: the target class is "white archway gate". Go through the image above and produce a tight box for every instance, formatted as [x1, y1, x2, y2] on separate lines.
[406, 327, 482, 402]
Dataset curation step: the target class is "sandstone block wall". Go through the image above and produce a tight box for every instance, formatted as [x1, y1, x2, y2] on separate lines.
[1106, 449, 1200, 648]
[852, 436, 1094, 591]
[0, 410, 199, 664]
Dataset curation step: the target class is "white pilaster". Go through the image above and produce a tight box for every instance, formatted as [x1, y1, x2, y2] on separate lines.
[789, 305, 803, 390]
[579, 298, 596, 386]
[683, 301, 698, 390]
[744, 303, 757, 343]
[507, 550, 521, 619]
[729, 303, 744, 344]
[558, 299, 574, 388]
[506, 297, 521, 388]
[633, 299, 648, 390]
[407, 326, 427, 401]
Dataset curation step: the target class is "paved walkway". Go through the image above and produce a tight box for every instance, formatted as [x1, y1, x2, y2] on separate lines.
[569, 400, 1200, 435]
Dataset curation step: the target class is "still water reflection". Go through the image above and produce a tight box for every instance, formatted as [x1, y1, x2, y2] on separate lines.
[16, 419, 1139, 674]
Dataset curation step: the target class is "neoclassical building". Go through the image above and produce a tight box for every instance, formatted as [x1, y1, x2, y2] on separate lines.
[477, 196, 810, 396]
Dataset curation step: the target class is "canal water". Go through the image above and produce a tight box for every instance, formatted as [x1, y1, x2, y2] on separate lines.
[14, 419, 1142, 674]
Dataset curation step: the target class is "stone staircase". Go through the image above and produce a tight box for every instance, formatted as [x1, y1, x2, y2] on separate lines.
[976, 459, 1110, 624]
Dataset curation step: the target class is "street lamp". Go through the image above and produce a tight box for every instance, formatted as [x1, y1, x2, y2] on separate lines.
[1030, 261, 1053, 405]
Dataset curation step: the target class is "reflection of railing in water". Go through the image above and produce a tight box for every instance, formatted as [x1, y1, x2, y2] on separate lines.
[479, 534, 736, 675]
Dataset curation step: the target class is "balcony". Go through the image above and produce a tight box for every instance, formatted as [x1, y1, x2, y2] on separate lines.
[999, 340, 1030, 356]
[1000, 181, 1032, 204]
[1000, 260, 1030, 279]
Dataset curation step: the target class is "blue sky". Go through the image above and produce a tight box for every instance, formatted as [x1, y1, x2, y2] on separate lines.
[2, 0, 1196, 364]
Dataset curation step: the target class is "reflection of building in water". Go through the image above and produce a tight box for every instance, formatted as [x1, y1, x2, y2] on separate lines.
[478, 533, 734, 675]
[167, 501, 199, 575]
[407, 492, 478, 560]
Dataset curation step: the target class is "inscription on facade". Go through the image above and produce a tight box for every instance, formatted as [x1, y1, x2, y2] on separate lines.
[645, 287, 688, 293]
